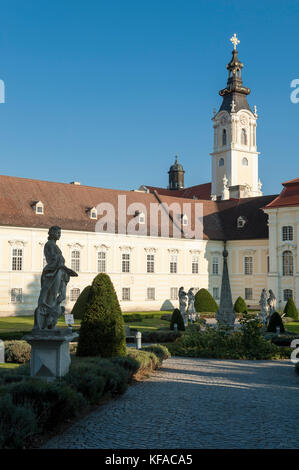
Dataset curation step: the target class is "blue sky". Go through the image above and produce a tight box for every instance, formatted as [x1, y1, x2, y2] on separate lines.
[0, 0, 298, 195]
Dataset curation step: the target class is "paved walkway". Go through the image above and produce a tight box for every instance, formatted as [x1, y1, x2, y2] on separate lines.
[43, 358, 299, 449]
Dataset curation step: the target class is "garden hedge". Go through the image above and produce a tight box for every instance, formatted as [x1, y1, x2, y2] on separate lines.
[194, 288, 219, 313]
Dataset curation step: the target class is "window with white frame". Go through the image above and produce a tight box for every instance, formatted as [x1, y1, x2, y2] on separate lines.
[97, 251, 106, 273]
[11, 288, 22, 303]
[71, 250, 81, 272]
[90, 208, 97, 220]
[122, 253, 130, 273]
[70, 288, 80, 302]
[182, 214, 188, 226]
[36, 202, 44, 214]
[244, 256, 253, 275]
[245, 288, 252, 300]
[283, 289, 293, 301]
[212, 256, 219, 275]
[192, 256, 199, 274]
[242, 157, 248, 166]
[213, 287, 220, 300]
[139, 212, 145, 224]
[282, 226, 293, 241]
[122, 287, 130, 301]
[12, 248, 23, 271]
[147, 254, 155, 273]
[170, 287, 178, 300]
[282, 250, 293, 276]
[147, 288, 155, 300]
[170, 255, 177, 273]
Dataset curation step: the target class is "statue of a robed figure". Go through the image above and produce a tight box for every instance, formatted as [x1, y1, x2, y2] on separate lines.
[34, 226, 78, 330]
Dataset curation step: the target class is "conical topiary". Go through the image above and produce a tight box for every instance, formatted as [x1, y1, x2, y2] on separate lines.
[77, 273, 126, 357]
[283, 297, 298, 320]
[170, 308, 185, 331]
[71, 285, 93, 320]
[194, 288, 219, 313]
[234, 296, 247, 313]
[267, 312, 285, 333]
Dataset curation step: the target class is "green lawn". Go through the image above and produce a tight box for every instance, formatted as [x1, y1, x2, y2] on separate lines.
[285, 322, 299, 334]
[0, 315, 80, 333]
[0, 363, 21, 370]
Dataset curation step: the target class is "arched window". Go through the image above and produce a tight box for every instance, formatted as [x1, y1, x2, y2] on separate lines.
[71, 250, 81, 272]
[222, 129, 227, 146]
[282, 250, 293, 276]
[242, 157, 248, 166]
[241, 128, 247, 145]
[219, 157, 224, 167]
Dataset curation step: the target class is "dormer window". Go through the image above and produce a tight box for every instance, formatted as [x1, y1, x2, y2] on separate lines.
[237, 216, 247, 228]
[87, 207, 97, 220]
[32, 201, 44, 215]
[182, 214, 188, 226]
[134, 210, 145, 224]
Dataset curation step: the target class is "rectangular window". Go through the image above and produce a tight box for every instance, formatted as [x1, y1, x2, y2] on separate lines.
[245, 288, 253, 300]
[147, 254, 155, 273]
[170, 255, 177, 274]
[147, 288, 155, 300]
[170, 287, 178, 300]
[282, 226, 293, 241]
[11, 288, 22, 303]
[213, 287, 220, 300]
[12, 248, 23, 271]
[212, 257, 219, 275]
[244, 256, 253, 275]
[122, 253, 130, 273]
[284, 289, 293, 301]
[192, 256, 199, 274]
[97, 252, 106, 273]
[71, 250, 80, 272]
[122, 287, 130, 301]
[70, 288, 80, 302]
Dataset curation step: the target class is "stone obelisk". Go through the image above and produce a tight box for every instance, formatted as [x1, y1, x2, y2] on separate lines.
[216, 242, 235, 328]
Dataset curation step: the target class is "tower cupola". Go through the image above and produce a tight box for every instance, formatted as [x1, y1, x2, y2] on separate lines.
[168, 155, 185, 190]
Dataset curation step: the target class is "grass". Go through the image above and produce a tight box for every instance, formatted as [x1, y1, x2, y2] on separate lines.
[0, 363, 21, 370]
[285, 322, 299, 334]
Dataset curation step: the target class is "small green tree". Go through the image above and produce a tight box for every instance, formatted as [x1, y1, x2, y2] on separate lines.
[194, 288, 218, 313]
[267, 312, 285, 333]
[77, 273, 126, 357]
[234, 296, 247, 313]
[283, 297, 298, 320]
[170, 309, 185, 331]
[71, 285, 93, 320]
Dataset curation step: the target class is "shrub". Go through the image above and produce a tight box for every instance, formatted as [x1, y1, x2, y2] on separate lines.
[194, 288, 218, 313]
[283, 298, 299, 320]
[267, 312, 285, 333]
[234, 296, 247, 313]
[142, 344, 171, 364]
[0, 394, 37, 449]
[8, 379, 85, 432]
[127, 348, 160, 371]
[77, 273, 126, 357]
[4, 341, 31, 364]
[160, 314, 172, 321]
[123, 314, 143, 323]
[140, 330, 181, 343]
[64, 369, 106, 404]
[110, 356, 140, 381]
[71, 285, 93, 320]
[170, 308, 185, 331]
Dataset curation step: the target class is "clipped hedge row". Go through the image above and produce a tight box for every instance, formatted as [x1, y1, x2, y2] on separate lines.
[0, 345, 170, 449]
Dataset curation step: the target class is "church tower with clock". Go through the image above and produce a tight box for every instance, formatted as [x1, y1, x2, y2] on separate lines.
[210, 34, 262, 200]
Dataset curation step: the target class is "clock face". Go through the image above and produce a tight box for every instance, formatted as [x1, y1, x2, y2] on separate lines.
[240, 115, 248, 126]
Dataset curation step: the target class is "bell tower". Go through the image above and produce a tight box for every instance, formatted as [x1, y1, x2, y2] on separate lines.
[168, 155, 185, 190]
[210, 34, 262, 200]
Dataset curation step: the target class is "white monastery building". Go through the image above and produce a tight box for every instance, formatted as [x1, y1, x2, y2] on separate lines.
[1, 34, 299, 316]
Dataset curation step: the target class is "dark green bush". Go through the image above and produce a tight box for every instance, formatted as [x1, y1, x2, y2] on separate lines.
[160, 314, 172, 321]
[234, 296, 247, 313]
[170, 309, 185, 331]
[142, 344, 171, 364]
[4, 341, 31, 364]
[127, 348, 160, 371]
[64, 369, 106, 404]
[8, 379, 85, 432]
[140, 330, 181, 343]
[0, 394, 37, 449]
[194, 288, 219, 313]
[71, 285, 93, 320]
[110, 356, 140, 380]
[77, 273, 126, 357]
[267, 312, 285, 333]
[283, 298, 299, 320]
[123, 314, 143, 323]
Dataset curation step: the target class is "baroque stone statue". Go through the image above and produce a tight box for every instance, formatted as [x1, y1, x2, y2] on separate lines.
[187, 288, 196, 321]
[34, 226, 78, 330]
[259, 288, 268, 325]
[267, 289, 277, 320]
[178, 287, 188, 326]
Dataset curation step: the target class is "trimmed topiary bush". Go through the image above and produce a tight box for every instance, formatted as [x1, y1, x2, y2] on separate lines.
[0, 394, 37, 449]
[4, 341, 31, 364]
[267, 312, 285, 333]
[283, 298, 299, 320]
[77, 273, 126, 357]
[234, 296, 247, 313]
[194, 288, 219, 313]
[170, 308, 185, 331]
[71, 285, 93, 320]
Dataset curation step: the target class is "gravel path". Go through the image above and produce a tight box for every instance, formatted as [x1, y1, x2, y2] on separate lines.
[43, 357, 299, 449]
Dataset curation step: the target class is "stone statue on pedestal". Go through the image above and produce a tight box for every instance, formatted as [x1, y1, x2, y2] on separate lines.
[178, 287, 188, 326]
[34, 226, 78, 330]
[187, 288, 196, 322]
[259, 288, 268, 325]
[267, 289, 277, 322]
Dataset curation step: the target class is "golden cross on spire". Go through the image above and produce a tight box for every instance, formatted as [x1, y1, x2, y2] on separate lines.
[230, 33, 240, 50]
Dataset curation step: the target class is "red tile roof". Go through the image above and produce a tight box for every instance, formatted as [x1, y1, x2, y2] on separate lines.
[264, 178, 299, 209]
[142, 182, 212, 200]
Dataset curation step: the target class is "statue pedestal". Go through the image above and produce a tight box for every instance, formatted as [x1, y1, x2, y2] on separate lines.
[23, 328, 78, 381]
